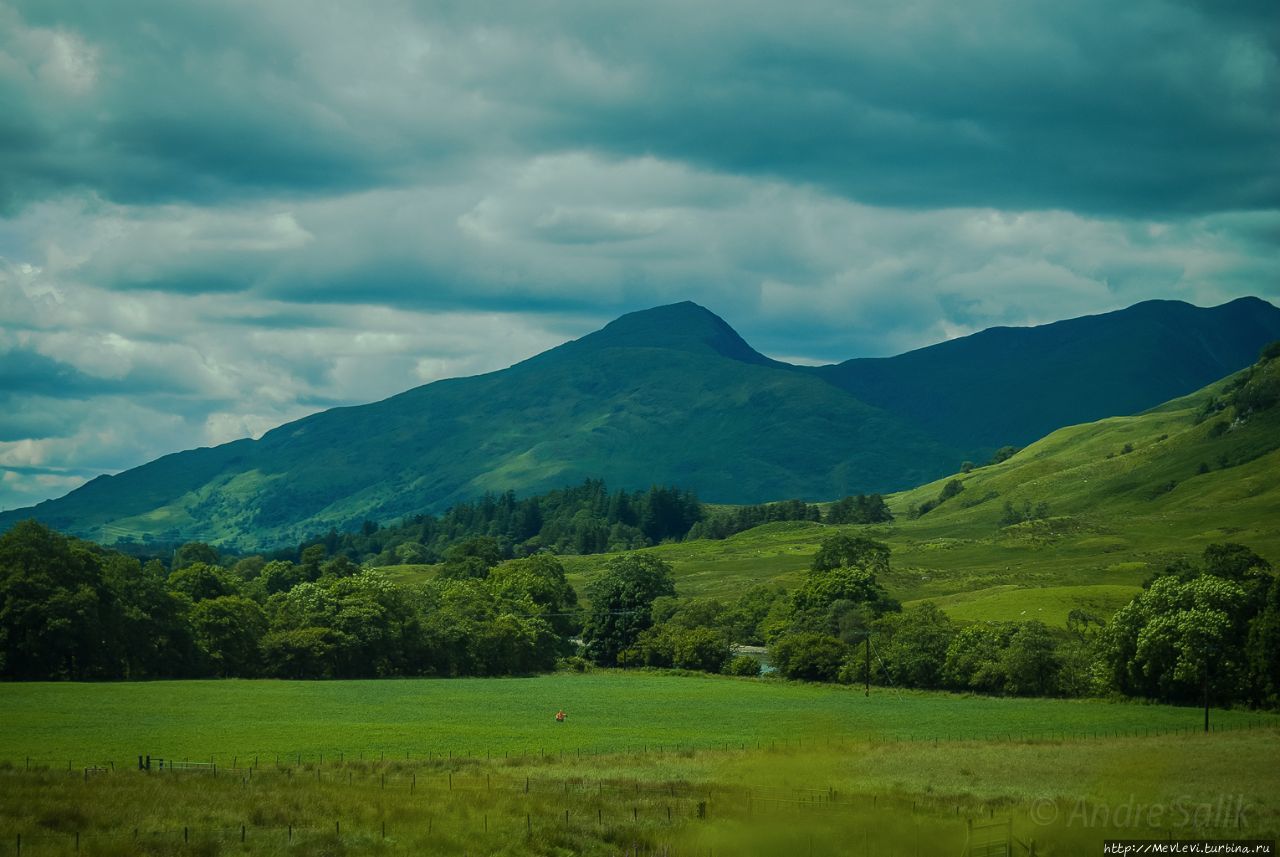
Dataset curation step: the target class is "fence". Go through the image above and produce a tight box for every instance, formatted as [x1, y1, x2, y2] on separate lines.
[4, 720, 1276, 856]
[0, 757, 1045, 856]
[9, 714, 1276, 777]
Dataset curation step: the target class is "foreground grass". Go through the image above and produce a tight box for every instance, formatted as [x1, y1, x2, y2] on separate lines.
[1, 675, 1277, 855]
[3, 732, 1278, 856]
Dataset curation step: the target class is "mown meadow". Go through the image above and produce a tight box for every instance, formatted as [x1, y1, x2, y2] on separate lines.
[1, 673, 1278, 855]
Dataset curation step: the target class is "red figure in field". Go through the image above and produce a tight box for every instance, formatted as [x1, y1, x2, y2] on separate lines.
[555, 709, 566, 722]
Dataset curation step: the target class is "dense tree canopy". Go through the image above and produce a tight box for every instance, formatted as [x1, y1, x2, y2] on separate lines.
[0, 521, 577, 681]
[581, 554, 676, 666]
[3, 514, 1276, 713]
[793, 534, 897, 621]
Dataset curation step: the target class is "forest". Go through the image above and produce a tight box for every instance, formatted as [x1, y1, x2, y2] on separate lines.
[283, 481, 889, 566]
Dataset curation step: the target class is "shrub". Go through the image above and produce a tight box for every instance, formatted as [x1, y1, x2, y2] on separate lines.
[988, 446, 1020, 465]
[726, 654, 762, 677]
[771, 633, 849, 682]
[669, 627, 731, 673]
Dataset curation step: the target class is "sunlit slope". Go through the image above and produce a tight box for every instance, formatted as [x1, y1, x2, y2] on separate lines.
[558, 354, 1280, 625]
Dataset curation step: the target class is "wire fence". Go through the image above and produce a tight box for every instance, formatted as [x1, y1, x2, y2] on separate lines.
[1, 816, 689, 857]
[6, 714, 1276, 776]
[3, 721, 1276, 855]
[0, 767, 1003, 857]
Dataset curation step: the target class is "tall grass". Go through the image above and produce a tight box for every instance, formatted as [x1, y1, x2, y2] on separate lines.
[2, 727, 1277, 855]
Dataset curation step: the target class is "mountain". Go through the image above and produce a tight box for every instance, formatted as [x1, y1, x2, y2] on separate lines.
[2, 297, 1278, 549]
[0, 303, 951, 547]
[810, 296, 1280, 450]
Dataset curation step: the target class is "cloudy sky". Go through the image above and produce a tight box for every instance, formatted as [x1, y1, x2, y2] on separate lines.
[1, 0, 1277, 512]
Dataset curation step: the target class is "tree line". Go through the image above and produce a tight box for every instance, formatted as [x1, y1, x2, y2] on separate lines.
[0, 520, 576, 680]
[575, 534, 1280, 710]
[292, 481, 888, 567]
[8, 519, 1273, 711]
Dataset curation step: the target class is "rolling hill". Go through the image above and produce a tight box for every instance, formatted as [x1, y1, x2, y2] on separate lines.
[2, 297, 1277, 549]
[551, 345, 1280, 626]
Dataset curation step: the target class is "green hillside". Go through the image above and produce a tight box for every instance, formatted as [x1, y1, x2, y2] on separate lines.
[551, 349, 1280, 626]
[2, 298, 1276, 550]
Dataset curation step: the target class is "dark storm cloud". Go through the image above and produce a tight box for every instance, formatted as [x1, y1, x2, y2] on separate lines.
[0, 349, 103, 397]
[4, 0, 1276, 217]
[0, 347, 195, 398]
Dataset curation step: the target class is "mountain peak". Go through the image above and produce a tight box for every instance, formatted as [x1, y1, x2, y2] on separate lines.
[570, 302, 778, 366]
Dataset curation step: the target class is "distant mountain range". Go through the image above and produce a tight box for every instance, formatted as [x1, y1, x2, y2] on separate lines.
[3, 296, 1278, 548]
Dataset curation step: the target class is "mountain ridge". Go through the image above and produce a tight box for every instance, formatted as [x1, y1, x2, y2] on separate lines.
[3, 296, 1278, 548]
[809, 296, 1280, 448]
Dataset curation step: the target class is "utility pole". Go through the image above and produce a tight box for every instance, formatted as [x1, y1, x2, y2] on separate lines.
[1203, 663, 1210, 733]
[864, 634, 870, 697]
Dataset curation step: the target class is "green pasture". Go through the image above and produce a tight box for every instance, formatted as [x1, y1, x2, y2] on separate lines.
[904, 584, 1142, 625]
[2, 674, 1279, 856]
[1, 674, 1274, 766]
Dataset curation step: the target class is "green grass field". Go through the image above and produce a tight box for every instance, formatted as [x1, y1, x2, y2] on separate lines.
[1, 674, 1278, 856]
[3, 673, 1274, 764]
[903, 584, 1143, 625]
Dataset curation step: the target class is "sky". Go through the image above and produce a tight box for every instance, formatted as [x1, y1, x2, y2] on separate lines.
[1, 0, 1277, 513]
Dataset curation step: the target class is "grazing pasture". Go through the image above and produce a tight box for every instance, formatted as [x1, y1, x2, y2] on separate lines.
[1, 674, 1278, 855]
[1, 673, 1272, 763]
